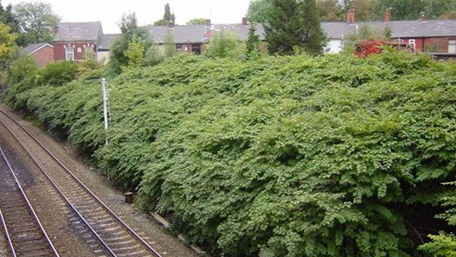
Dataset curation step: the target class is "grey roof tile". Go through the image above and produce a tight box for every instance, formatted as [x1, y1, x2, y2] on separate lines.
[322, 20, 456, 39]
[98, 34, 120, 50]
[54, 22, 103, 42]
[20, 43, 53, 55]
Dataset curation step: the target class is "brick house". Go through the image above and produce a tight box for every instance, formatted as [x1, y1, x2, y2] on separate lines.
[20, 43, 54, 68]
[323, 9, 456, 57]
[53, 22, 103, 61]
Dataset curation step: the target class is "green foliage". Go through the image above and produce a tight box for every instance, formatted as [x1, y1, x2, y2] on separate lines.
[419, 182, 456, 256]
[153, 3, 175, 26]
[205, 30, 245, 59]
[419, 232, 456, 256]
[143, 43, 164, 66]
[246, 22, 261, 59]
[5, 50, 456, 257]
[247, 0, 272, 24]
[0, 23, 18, 70]
[36, 60, 78, 86]
[109, 12, 153, 75]
[123, 34, 145, 71]
[12, 1, 60, 45]
[186, 18, 206, 25]
[7, 55, 38, 85]
[265, 0, 326, 56]
[164, 31, 176, 58]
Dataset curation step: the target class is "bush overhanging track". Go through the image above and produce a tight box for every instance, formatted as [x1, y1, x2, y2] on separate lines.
[0, 109, 162, 257]
[0, 147, 59, 257]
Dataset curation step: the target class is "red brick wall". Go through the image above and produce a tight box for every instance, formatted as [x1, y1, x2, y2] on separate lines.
[31, 46, 54, 68]
[54, 41, 97, 61]
[402, 37, 456, 52]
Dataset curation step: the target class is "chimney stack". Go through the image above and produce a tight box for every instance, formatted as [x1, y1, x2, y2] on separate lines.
[205, 19, 211, 26]
[384, 9, 391, 24]
[242, 17, 248, 26]
[420, 14, 426, 22]
[347, 9, 355, 24]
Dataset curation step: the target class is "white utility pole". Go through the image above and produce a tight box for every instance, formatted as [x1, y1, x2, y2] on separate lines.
[102, 78, 109, 145]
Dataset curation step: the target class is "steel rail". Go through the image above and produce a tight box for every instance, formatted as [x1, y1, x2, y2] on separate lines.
[0, 116, 117, 257]
[0, 209, 16, 257]
[0, 147, 60, 257]
[0, 109, 162, 257]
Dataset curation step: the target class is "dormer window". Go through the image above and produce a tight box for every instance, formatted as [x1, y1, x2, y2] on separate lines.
[65, 46, 74, 60]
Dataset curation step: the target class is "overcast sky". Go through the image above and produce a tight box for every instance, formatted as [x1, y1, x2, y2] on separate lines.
[3, 0, 252, 33]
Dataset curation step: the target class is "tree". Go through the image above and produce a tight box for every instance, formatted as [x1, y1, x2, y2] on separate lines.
[317, 0, 345, 21]
[205, 30, 244, 59]
[164, 31, 176, 58]
[153, 3, 175, 26]
[0, 23, 18, 89]
[0, 2, 20, 39]
[370, 0, 456, 20]
[245, 22, 261, 59]
[123, 34, 145, 71]
[12, 2, 60, 46]
[7, 55, 38, 85]
[109, 12, 153, 75]
[186, 18, 206, 25]
[264, 0, 326, 56]
[247, 0, 272, 24]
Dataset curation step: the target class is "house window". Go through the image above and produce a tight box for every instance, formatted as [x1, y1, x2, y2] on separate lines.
[65, 46, 74, 60]
[408, 39, 416, 50]
[449, 40, 456, 54]
[176, 44, 182, 51]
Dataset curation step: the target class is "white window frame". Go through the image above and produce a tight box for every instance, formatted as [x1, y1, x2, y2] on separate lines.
[449, 40, 456, 54]
[408, 39, 416, 50]
[65, 46, 74, 60]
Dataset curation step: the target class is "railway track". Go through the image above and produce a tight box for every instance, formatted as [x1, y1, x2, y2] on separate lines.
[0, 147, 59, 257]
[0, 109, 162, 257]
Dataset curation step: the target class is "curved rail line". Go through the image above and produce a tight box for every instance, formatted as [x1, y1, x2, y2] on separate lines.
[0, 109, 162, 257]
[0, 147, 60, 257]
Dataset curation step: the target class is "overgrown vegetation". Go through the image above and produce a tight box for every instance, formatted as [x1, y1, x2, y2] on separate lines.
[3, 50, 456, 257]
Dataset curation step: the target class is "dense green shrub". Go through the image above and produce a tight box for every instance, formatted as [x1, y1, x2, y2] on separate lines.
[7, 55, 38, 85]
[36, 60, 78, 86]
[4, 51, 456, 257]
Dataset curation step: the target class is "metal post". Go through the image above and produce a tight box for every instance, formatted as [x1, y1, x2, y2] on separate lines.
[102, 78, 109, 145]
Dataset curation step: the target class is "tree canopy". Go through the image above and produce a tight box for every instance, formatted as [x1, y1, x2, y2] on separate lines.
[186, 18, 206, 25]
[264, 0, 326, 55]
[12, 1, 60, 45]
[153, 3, 175, 26]
[109, 12, 153, 75]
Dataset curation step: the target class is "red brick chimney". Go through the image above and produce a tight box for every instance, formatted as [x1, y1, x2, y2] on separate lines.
[420, 14, 426, 22]
[347, 9, 355, 24]
[205, 19, 211, 26]
[384, 9, 391, 24]
[242, 17, 248, 26]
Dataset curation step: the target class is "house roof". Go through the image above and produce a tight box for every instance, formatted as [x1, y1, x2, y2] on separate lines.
[147, 23, 265, 44]
[20, 43, 53, 55]
[98, 34, 120, 50]
[54, 22, 103, 42]
[322, 20, 456, 39]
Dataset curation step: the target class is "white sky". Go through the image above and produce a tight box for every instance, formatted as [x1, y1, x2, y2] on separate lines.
[3, 0, 253, 33]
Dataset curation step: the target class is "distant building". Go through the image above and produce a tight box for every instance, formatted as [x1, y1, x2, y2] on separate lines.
[53, 22, 103, 61]
[52, 13, 456, 61]
[324, 9, 456, 58]
[20, 43, 54, 68]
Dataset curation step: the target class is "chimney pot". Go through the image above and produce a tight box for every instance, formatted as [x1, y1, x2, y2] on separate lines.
[347, 9, 355, 24]
[205, 19, 211, 26]
[242, 17, 248, 26]
[384, 9, 391, 24]
[420, 14, 426, 22]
